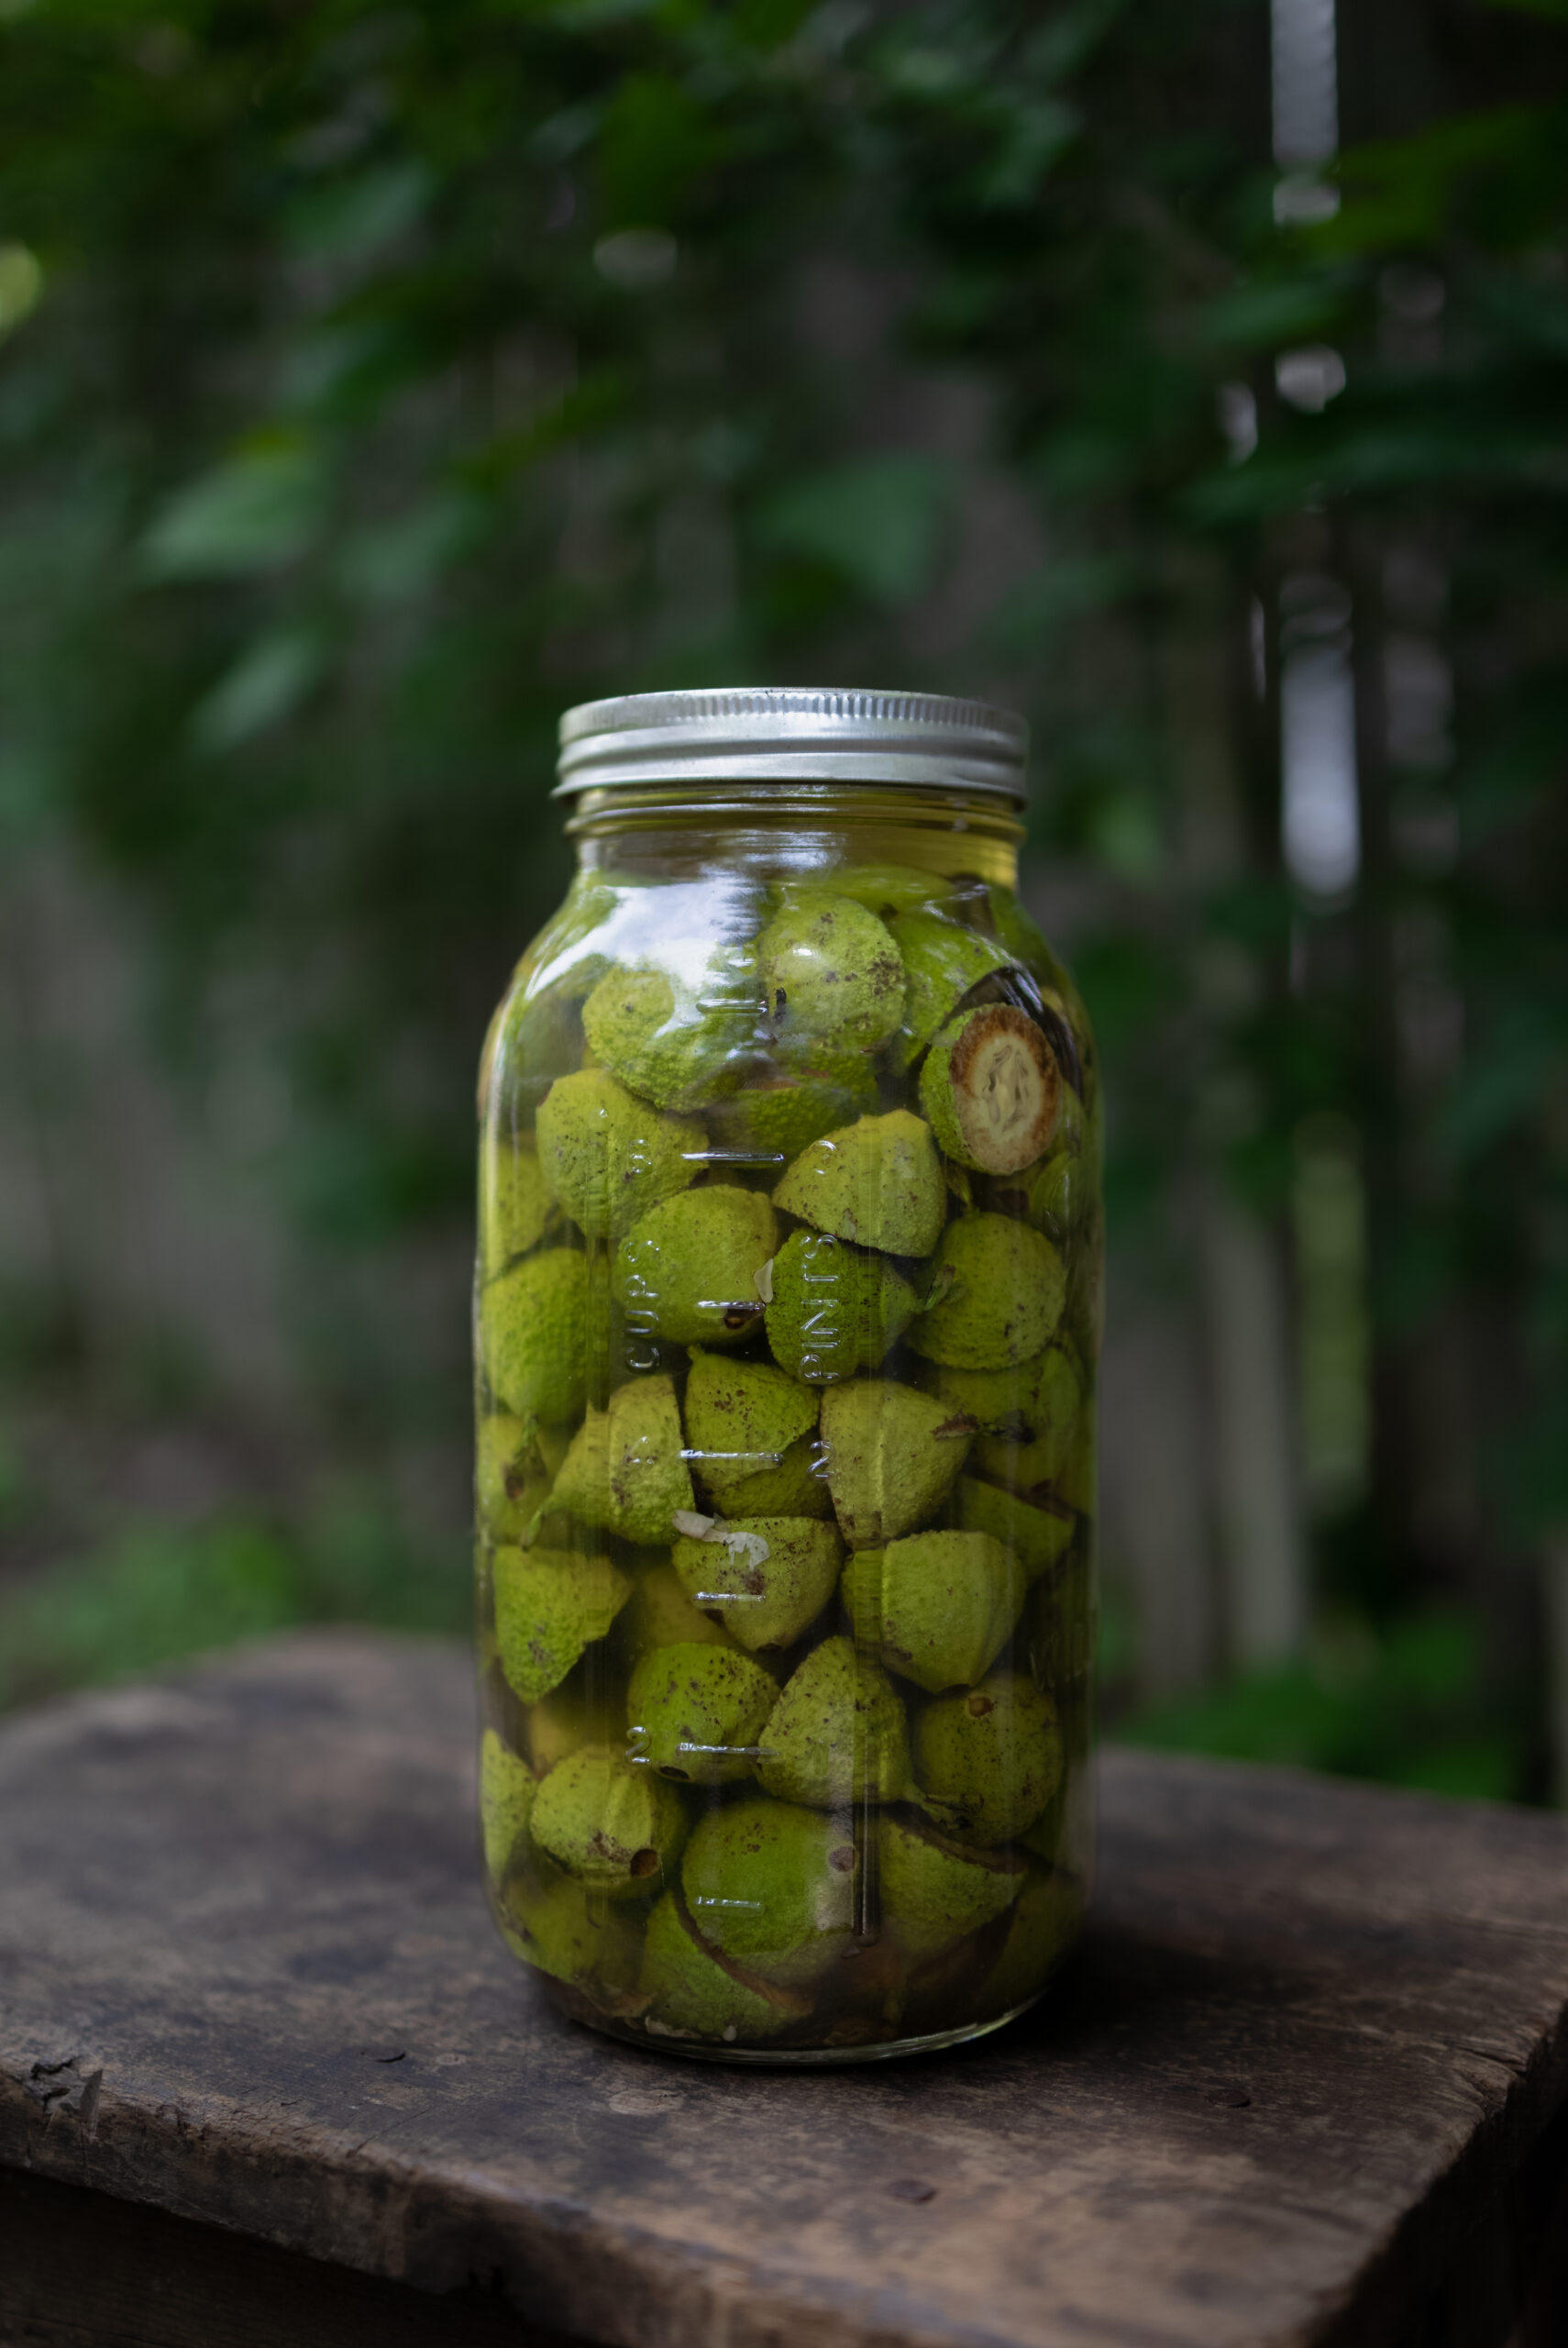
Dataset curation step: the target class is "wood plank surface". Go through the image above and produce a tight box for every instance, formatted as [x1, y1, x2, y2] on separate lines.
[2, 1629, 1567, 2348]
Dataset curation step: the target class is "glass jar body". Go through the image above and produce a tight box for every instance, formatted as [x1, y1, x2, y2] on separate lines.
[474, 784, 1100, 2063]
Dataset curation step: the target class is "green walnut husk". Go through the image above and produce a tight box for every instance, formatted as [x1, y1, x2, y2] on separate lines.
[638, 1894, 810, 2043]
[1026, 1142, 1094, 1244]
[878, 1811, 1025, 1962]
[480, 1728, 536, 1881]
[627, 1641, 778, 1785]
[671, 1515, 843, 1653]
[477, 1412, 542, 1545]
[529, 1744, 689, 1898]
[819, 1379, 973, 1547]
[766, 1231, 918, 1386]
[889, 912, 1015, 1067]
[616, 1561, 738, 1657]
[501, 1858, 643, 1993]
[614, 1185, 777, 1347]
[773, 1109, 945, 1257]
[798, 864, 948, 918]
[914, 1671, 1063, 1846]
[757, 893, 904, 1057]
[480, 1140, 555, 1276]
[705, 1066, 880, 1170]
[539, 1374, 694, 1546]
[919, 1004, 1062, 1176]
[581, 956, 760, 1113]
[907, 1214, 1066, 1370]
[679, 1797, 861, 1988]
[493, 1548, 631, 1704]
[481, 1248, 596, 1426]
[978, 1864, 1080, 2016]
[956, 1476, 1077, 1580]
[949, 1340, 1085, 1485]
[683, 1347, 820, 1515]
[535, 1068, 704, 1242]
[842, 1530, 1025, 1694]
[756, 1634, 911, 1808]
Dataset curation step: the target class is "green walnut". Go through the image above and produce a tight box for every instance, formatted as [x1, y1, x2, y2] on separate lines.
[671, 1515, 843, 1653]
[502, 1858, 642, 1993]
[914, 1670, 1062, 1845]
[529, 1744, 688, 1898]
[481, 1248, 594, 1426]
[535, 1068, 704, 1242]
[581, 958, 758, 1114]
[683, 1346, 820, 1515]
[979, 1863, 1080, 2016]
[801, 863, 948, 918]
[889, 912, 1014, 1067]
[541, 1374, 694, 1545]
[1026, 1144, 1088, 1244]
[819, 1379, 973, 1546]
[480, 1140, 555, 1277]
[945, 1339, 1085, 1484]
[756, 893, 904, 1056]
[773, 1109, 945, 1257]
[704, 1064, 880, 1169]
[878, 1811, 1025, 1962]
[956, 1476, 1077, 1581]
[493, 1548, 631, 1704]
[679, 1797, 861, 1988]
[919, 1004, 1061, 1176]
[616, 1561, 738, 1658]
[766, 1230, 918, 1385]
[627, 1641, 778, 1784]
[908, 1213, 1066, 1371]
[637, 1893, 808, 2043]
[842, 1529, 1024, 1693]
[480, 1728, 536, 1882]
[525, 1679, 597, 1772]
[756, 1634, 910, 1808]
[614, 1185, 777, 1347]
[476, 1412, 537, 1545]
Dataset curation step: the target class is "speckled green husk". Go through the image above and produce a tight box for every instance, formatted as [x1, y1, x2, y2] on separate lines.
[582, 958, 759, 1113]
[637, 1894, 808, 2043]
[842, 1529, 1025, 1693]
[914, 1671, 1063, 1846]
[627, 1642, 779, 1784]
[480, 1729, 536, 1881]
[907, 1214, 1066, 1370]
[706, 1067, 879, 1168]
[535, 1066, 705, 1243]
[773, 1108, 945, 1257]
[878, 1811, 1025, 1961]
[502, 1856, 643, 1992]
[683, 1347, 820, 1515]
[889, 911, 1014, 1066]
[671, 1515, 844, 1653]
[529, 1744, 689, 1897]
[756, 1634, 911, 1808]
[956, 1476, 1077, 1580]
[493, 1547, 631, 1703]
[679, 1797, 861, 1988]
[542, 1374, 694, 1545]
[616, 1562, 739, 1658]
[481, 1248, 594, 1426]
[819, 1379, 972, 1546]
[757, 894, 905, 1056]
[614, 1185, 777, 1346]
[767, 1231, 918, 1385]
[481, 1141, 555, 1275]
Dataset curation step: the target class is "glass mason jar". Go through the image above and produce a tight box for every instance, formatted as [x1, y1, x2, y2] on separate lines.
[474, 690, 1100, 2064]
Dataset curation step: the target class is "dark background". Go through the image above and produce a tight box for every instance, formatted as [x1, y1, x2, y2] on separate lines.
[1, 0, 1564, 1802]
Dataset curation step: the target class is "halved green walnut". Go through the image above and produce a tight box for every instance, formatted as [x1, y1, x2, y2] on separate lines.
[944, 1340, 1085, 1485]
[818, 1379, 973, 1546]
[679, 1797, 861, 1987]
[757, 894, 904, 1056]
[919, 1003, 1060, 1175]
[767, 1231, 918, 1385]
[525, 1678, 597, 1773]
[914, 1670, 1062, 1846]
[535, 1067, 704, 1241]
[756, 1634, 910, 1807]
[878, 1811, 1025, 1962]
[616, 1562, 739, 1657]
[501, 1857, 643, 1993]
[582, 958, 759, 1113]
[671, 1514, 843, 1652]
[638, 1894, 810, 2043]
[842, 1529, 1025, 1693]
[627, 1642, 779, 1784]
[977, 1864, 1080, 2016]
[614, 1185, 777, 1346]
[480, 1729, 536, 1882]
[907, 1214, 1066, 1370]
[541, 1374, 694, 1546]
[481, 1248, 594, 1426]
[530, 1744, 688, 1898]
[683, 1347, 820, 1516]
[706, 1066, 879, 1169]
[955, 1476, 1077, 1580]
[493, 1548, 631, 1704]
[773, 1109, 945, 1257]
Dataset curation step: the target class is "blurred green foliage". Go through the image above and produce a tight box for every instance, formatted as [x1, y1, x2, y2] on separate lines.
[0, 0, 1564, 1784]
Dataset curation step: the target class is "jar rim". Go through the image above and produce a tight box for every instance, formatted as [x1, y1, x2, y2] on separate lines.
[554, 686, 1028, 804]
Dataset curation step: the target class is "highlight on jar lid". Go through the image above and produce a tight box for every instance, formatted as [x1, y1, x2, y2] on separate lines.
[554, 686, 1029, 803]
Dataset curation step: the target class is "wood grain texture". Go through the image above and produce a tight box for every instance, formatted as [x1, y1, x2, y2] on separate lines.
[2, 1629, 1566, 2348]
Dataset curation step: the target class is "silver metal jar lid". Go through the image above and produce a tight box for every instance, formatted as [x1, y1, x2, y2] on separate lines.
[554, 687, 1028, 803]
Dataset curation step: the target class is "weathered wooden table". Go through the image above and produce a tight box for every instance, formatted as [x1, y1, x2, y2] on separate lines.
[3, 1631, 1567, 2348]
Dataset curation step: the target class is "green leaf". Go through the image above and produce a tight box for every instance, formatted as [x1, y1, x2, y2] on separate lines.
[191, 629, 326, 751]
[142, 443, 326, 580]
